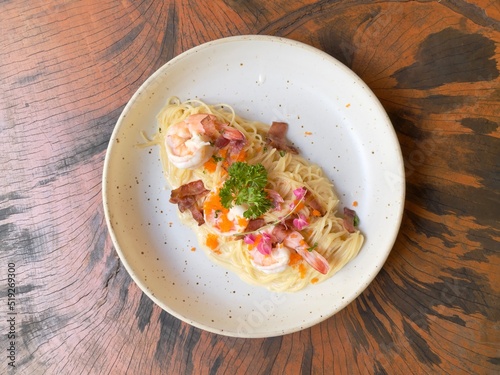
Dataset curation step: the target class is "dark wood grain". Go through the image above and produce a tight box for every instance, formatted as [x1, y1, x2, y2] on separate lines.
[1, 0, 498, 374]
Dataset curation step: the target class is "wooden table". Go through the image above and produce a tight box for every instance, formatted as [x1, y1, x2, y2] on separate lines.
[1, 1, 498, 374]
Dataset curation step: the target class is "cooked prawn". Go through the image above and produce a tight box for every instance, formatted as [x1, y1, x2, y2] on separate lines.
[283, 231, 330, 274]
[165, 113, 245, 169]
[245, 226, 329, 275]
[165, 114, 213, 169]
[249, 243, 291, 274]
[203, 188, 249, 235]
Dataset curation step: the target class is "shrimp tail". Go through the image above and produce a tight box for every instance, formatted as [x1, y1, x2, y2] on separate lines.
[283, 231, 330, 275]
[294, 247, 330, 275]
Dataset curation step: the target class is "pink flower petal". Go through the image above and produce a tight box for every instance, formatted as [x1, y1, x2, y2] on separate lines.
[257, 232, 273, 255]
[244, 233, 256, 245]
[293, 213, 309, 230]
[293, 187, 306, 200]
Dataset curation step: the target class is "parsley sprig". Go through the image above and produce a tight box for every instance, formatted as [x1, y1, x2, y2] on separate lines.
[219, 162, 273, 219]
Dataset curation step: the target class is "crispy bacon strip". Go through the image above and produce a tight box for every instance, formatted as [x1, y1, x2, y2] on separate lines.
[266, 122, 299, 154]
[200, 115, 220, 138]
[343, 207, 357, 233]
[244, 218, 266, 233]
[169, 180, 209, 225]
[200, 116, 246, 164]
[170, 180, 208, 200]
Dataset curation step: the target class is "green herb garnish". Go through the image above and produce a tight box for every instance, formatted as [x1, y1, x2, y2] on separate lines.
[353, 214, 360, 227]
[219, 162, 273, 219]
[308, 242, 318, 252]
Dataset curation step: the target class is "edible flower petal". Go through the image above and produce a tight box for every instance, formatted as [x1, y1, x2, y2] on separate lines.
[293, 213, 309, 230]
[257, 232, 273, 255]
[244, 233, 257, 246]
[293, 186, 307, 200]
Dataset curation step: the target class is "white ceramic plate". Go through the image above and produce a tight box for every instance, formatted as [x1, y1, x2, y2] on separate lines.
[102, 35, 405, 338]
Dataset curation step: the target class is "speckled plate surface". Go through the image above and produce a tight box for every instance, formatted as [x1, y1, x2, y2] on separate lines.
[102, 35, 405, 338]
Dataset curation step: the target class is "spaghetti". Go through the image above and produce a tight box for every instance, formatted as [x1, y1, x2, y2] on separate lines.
[147, 97, 363, 292]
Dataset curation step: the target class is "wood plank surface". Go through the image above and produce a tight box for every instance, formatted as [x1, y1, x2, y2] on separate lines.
[1, 0, 498, 374]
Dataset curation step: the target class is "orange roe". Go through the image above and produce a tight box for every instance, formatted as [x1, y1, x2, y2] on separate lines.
[203, 190, 225, 213]
[292, 200, 305, 212]
[311, 277, 319, 284]
[190, 247, 196, 252]
[237, 216, 248, 229]
[288, 252, 303, 266]
[353, 200, 358, 207]
[202, 189, 249, 233]
[218, 213, 234, 233]
[288, 252, 307, 278]
[311, 209, 321, 217]
[206, 234, 220, 254]
[298, 263, 307, 279]
[219, 148, 228, 159]
[232, 149, 247, 162]
[203, 158, 217, 173]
